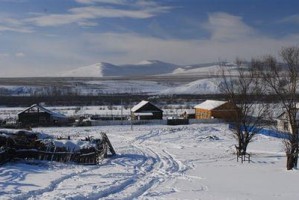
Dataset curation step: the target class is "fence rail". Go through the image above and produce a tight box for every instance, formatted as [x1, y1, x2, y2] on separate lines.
[87, 118, 224, 126]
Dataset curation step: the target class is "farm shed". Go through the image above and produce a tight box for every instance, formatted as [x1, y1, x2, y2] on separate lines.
[18, 104, 68, 127]
[131, 100, 163, 120]
[194, 100, 238, 121]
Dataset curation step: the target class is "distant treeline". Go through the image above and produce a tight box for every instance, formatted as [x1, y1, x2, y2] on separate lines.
[0, 94, 284, 107]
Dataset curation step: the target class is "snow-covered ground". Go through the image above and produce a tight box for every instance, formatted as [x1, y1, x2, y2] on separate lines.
[0, 78, 222, 96]
[1, 123, 298, 200]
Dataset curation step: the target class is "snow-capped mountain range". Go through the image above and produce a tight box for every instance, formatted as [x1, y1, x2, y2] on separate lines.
[60, 60, 235, 77]
[0, 61, 239, 96]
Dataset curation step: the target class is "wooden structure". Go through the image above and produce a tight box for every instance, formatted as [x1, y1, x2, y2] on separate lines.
[235, 146, 251, 163]
[0, 130, 116, 165]
[131, 100, 163, 120]
[276, 111, 299, 133]
[18, 104, 68, 127]
[194, 100, 238, 121]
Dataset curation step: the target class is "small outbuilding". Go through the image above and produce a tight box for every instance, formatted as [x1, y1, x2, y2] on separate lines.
[194, 100, 238, 121]
[276, 111, 299, 133]
[131, 100, 163, 120]
[18, 104, 68, 127]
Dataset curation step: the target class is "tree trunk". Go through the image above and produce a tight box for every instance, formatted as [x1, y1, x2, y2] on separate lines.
[286, 149, 298, 170]
[294, 154, 298, 168]
[242, 142, 248, 155]
[287, 154, 294, 170]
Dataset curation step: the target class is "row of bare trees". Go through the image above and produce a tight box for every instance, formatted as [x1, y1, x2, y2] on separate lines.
[220, 46, 299, 170]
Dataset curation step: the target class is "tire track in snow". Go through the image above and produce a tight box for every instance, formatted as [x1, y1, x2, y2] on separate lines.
[104, 143, 190, 199]
[13, 165, 101, 200]
[42, 144, 160, 200]
[67, 143, 177, 200]
[14, 127, 209, 200]
[99, 144, 161, 199]
[16, 144, 158, 200]
[101, 127, 211, 199]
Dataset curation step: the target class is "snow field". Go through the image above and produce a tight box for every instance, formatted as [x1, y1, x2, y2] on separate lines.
[0, 123, 298, 200]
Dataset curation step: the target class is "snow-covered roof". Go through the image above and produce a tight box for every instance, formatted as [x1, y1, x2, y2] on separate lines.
[134, 113, 153, 116]
[131, 100, 162, 113]
[131, 100, 149, 112]
[194, 100, 227, 110]
[18, 104, 67, 119]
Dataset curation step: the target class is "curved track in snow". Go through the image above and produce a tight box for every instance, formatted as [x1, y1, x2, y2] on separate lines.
[19, 137, 189, 199]
[3, 125, 232, 200]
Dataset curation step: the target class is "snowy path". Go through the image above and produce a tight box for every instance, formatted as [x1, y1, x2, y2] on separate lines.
[14, 128, 195, 200]
[1, 124, 299, 200]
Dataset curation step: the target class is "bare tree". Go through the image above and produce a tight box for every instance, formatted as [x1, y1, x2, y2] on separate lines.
[219, 59, 269, 159]
[255, 46, 299, 170]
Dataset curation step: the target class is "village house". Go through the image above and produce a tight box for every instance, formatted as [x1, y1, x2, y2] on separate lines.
[18, 104, 68, 127]
[194, 100, 238, 121]
[131, 100, 163, 120]
[276, 111, 299, 133]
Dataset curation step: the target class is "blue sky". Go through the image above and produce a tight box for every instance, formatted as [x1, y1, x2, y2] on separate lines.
[0, 0, 299, 76]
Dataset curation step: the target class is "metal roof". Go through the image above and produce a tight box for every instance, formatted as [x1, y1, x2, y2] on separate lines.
[18, 104, 67, 119]
[194, 100, 227, 110]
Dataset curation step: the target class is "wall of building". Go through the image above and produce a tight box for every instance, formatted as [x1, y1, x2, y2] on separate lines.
[195, 108, 211, 119]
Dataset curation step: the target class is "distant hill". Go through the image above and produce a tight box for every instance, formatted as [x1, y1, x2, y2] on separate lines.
[60, 62, 120, 77]
[60, 60, 179, 77]
[60, 60, 237, 77]
[0, 61, 244, 97]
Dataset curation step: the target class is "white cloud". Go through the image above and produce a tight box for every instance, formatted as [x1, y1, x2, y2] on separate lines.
[70, 6, 160, 18]
[75, 0, 159, 7]
[82, 31, 299, 65]
[0, 0, 26, 2]
[135, 0, 160, 7]
[0, 25, 32, 33]
[77, 21, 98, 27]
[0, 0, 170, 31]
[1, 30, 298, 77]
[0, 53, 10, 57]
[1, 11, 298, 77]
[203, 12, 255, 41]
[15, 52, 25, 57]
[0, 17, 33, 33]
[75, 0, 126, 5]
[26, 3, 171, 27]
[280, 14, 299, 24]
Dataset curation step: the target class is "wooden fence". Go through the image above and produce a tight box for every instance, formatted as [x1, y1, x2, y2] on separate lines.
[87, 118, 224, 126]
